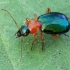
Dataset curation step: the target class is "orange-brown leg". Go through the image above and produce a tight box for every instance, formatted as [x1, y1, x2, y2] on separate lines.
[52, 34, 61, 38]
[40, 31, 44, 51]
[46, 8, 51, 14]
[26, 18, 31, 26]
[31, 33, 38, 50]
[34, 14, 38, 21]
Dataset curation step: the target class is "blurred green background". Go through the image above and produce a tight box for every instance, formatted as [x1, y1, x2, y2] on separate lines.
[0, 0, 70, 70]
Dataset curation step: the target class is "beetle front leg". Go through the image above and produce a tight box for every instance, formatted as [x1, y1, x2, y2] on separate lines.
[34, 14, 38, 21]
[40, 31, 44, 51]
[31, 33, 38, 50]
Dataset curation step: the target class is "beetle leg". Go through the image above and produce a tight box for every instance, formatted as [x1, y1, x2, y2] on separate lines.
[31, 33, 38, 50]
[40, 31, 44, 51]
[26, 18, 31, 26]
[46, 8, 51, 14]
[64, 34, 69, 37]
[34, 14, 38, 21]
[52, 34, 60, 38]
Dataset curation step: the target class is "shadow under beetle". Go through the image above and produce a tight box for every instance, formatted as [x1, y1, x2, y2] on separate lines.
[1, 8, 70, 51]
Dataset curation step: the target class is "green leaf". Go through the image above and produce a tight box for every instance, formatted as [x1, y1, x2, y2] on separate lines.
[0, 0, 70, 70]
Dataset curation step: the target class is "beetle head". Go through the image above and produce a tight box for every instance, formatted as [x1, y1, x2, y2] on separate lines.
[15, 25, 30, 38]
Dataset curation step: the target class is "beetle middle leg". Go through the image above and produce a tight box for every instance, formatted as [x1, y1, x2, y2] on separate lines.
[31, 33, 38, 50]
[46, 8, 51, 14]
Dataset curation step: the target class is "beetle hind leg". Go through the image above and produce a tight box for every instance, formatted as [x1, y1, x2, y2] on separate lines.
[52, 34, 61, 38]
[64, 34, 69, 37]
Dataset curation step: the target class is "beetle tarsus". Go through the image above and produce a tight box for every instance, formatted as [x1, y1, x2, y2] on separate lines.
[42, 41, 44, 51]
[64, 34, 69, 37]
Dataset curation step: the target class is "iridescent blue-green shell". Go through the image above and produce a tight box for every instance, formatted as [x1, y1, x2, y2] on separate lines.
[38, 12, 70, 34]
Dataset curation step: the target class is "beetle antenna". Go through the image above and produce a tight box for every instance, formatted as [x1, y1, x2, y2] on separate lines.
[20, 37, 23, 61]
[1, 9, 19, 29]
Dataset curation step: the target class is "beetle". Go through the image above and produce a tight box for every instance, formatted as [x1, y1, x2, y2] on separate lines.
[1, 8, 70, 51]
[38, 8, 70, 38]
